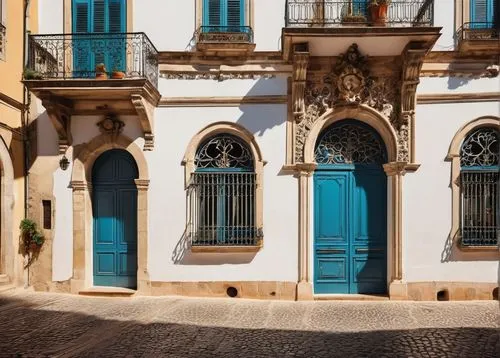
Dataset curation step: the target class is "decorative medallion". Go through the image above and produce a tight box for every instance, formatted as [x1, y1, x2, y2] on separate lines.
[331, 44, 369, 103]
[97, 114, 125, 136]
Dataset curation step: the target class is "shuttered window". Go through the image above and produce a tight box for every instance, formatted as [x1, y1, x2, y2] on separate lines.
[203, 0, 245, 28]
[72, 0, 125, 33]
[470, 0, 498, 24]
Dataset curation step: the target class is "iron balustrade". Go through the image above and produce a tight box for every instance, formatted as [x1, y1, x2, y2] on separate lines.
[27, 32, 158, 87]
[197, 26, 254, 43]
[456, 22, 500, 42]
[187, 172, 261, 247]
[285, 0, 434, 27]
[460, 171, 499, 247]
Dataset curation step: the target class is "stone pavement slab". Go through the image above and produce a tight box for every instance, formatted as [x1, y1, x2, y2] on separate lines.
[0, 289, 498, 357]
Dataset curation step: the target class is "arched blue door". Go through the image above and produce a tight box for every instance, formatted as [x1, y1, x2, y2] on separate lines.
[92, 149, 138, 288]
[314, 120, 387, 294]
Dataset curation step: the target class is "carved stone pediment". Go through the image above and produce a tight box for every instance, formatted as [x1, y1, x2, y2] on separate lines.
[331, 44, 369, 104]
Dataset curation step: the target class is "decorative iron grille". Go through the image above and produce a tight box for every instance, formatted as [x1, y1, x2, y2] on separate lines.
[195, 135, 254, 169]
[187, 173, 260, 247]
[459, 128, 499, 247]
[198, 26, 254, 43]
[27, 32, 158, 87]
[285, 0, 434, 27]
[315, 122, 386, 164]
[456, 22, 500, 42]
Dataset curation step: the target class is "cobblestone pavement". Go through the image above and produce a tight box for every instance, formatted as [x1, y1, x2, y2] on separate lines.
[0, 290, 498, 358]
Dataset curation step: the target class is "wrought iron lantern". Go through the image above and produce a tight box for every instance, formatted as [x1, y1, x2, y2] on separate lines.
[59, 155, 70, 171]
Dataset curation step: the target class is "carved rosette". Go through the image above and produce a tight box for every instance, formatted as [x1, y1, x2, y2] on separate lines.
[97, 114, 125, 138]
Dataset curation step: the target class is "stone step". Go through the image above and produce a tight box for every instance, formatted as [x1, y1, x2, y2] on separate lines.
[314, 294, 390, 301]
[0, 274, 10, 285]
[0, 284, 15, 293]
[78, 286, 136, 298]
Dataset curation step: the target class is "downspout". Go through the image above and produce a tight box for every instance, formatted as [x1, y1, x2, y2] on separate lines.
[22, 0, 30, 219]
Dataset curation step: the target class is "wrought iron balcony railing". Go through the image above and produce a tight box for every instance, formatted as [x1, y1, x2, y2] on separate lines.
[197, 26, 254, 43]
[456, 22, 499, 42]
[0, 23, 6, 56]
[286, 0, 434, 27]
[27, 32, 158, 87]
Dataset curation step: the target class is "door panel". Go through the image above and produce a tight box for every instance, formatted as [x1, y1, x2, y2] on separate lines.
[314, 168, 387, 294]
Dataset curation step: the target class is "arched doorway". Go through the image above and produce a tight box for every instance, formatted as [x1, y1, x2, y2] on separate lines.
[92, 149, 138, 289]
[313, 119, 387, 294]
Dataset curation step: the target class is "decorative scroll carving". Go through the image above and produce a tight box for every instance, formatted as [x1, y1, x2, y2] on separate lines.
[97, 114, 124, 138]
[131, 94, 155, 151]
[42, 98, 73, 154]
[292, 50, 310, 122]
[460, 128, 499, 167]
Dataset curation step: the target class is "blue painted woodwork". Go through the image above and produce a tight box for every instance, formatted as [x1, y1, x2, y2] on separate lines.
[93, 149, 138, 288]
[203, 0, 245, 27]
[470, 0, 497, 28]
[72, 0, 126, 77]
[314, 121, 387, 294]
[352, 0, 368, 16]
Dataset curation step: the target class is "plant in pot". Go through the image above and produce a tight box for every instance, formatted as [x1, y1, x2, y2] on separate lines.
[111, 69, 126, 79]
[369, 0, 391, 27]
[95, 63, 108, 79]
[23, 68, 43, 80]
[19, 219, 45, 269]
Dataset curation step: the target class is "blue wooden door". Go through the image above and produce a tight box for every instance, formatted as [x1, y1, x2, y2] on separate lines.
[313, 120, 387, 294]
[93, 149, 138, 288]
[72, 0, 126, 77]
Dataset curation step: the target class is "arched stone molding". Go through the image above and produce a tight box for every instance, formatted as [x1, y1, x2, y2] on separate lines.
[295, 107, 406, 300]
[181, 122, 266, 247]
[445, 116, 500, 260]
[303, 104, 399, 164]
[70, 134, 151, 294]
[0, 136, 15, 282]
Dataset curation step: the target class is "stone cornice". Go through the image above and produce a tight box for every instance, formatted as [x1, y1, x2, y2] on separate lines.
[417, 92, 500, 104]
[159, 95, 287, 107]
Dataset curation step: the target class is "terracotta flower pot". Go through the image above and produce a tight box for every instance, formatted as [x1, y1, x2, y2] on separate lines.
[370, 4, 389, 27]
[96, 72, 108, 80]
[111, 71, 126, 79]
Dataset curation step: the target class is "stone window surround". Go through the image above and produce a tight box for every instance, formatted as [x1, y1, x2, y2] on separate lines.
[446, 116, 500, 259]
[293, 105, 408, 300]
[182, 122, 265, 252]
[0, 135, 14, 281]
[69, 134, 150, 294]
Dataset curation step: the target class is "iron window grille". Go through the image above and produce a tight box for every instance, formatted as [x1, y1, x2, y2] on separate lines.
[187, 134, 261, 247]
[459, 127, 499, 247]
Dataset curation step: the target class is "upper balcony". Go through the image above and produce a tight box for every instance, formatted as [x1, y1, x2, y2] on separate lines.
[24, 32, 160, 152]
[24, 32, 159, 104]
[195, 26, 256, 56]
[282, 0, 440, 58]
[456, 22, 500, 52]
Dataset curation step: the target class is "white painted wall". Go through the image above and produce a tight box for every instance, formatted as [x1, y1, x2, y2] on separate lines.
[418, 77, 500, 94]
[404, 101, 500, 282]
[38, 0, 63, 34]
[432, 0, 456, 51]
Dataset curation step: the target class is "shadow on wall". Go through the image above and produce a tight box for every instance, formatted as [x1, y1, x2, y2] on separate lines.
[447, 76, 471, 90]
[0, 295, 499, 356]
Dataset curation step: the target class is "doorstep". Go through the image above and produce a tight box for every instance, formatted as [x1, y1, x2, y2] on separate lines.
[78, 286, 136, 297]
[314, 294, 390, 301]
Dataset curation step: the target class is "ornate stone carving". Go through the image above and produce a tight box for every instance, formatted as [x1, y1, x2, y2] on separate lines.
[292, 51, 310, 122]
[41, 98, 73, 154]
[97, 114, 125, 137]
[330, 44, 369, 103]
[160, 73, 276, 80]
[131, 94, 155, 151]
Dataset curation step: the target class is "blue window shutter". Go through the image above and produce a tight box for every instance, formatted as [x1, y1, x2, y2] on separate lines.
[470, 0, 495, 23]
[93, 0, 105, 32]
[204, 0, 222, 26]
[203, 0, 245, 28]
[73, 0, 90, 33]
[227, 0, 243, 27]
[108, 0, 125, 33]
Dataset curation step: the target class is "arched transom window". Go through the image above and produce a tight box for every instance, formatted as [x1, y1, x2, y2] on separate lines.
[315, 120, 387, 165]
[188, 134, 258, 247]
[459, 127, 499, 247]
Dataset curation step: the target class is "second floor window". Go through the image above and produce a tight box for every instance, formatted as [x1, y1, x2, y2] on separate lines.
[73, 0, 126, 34]
[203, 0, 245, 30]
[470, 0, 498, 27]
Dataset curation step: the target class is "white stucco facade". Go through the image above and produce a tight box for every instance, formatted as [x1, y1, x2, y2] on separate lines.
[30, 0, 499, 300]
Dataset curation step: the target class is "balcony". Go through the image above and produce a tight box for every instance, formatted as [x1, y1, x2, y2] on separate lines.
[196, 26, 256, 56]
[456, 22, 500, 52]
[282, 0, 439, 58]
[24, 32, 160, 152]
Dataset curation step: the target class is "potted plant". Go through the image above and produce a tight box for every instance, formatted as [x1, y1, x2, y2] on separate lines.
[111, 69, 126, 79]
[23, 68, 43, 80]
[369, 0, 391, 26]
[19, 219, 45, 268]
[95, 63, 108, 79]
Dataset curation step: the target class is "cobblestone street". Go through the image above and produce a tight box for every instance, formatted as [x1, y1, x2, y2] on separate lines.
[0, 289, 498, 358]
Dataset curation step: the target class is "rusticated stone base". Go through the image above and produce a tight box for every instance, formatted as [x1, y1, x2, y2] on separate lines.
[150, 281, 297, 300]
[390, 281, 498, 301]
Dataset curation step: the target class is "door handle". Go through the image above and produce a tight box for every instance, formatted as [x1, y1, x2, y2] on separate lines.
[317, 249, 345, 254]
[355, 248, 384, 254]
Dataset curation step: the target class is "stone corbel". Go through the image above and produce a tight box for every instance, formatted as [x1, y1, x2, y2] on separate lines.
[292, 48, 310, 123]
[131, 94, 155, 151]
[42, 97, 73, 154]
[400, 42, 429, 163]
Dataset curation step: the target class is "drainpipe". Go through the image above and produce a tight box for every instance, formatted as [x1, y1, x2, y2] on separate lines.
[22, 0, 30, 219]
